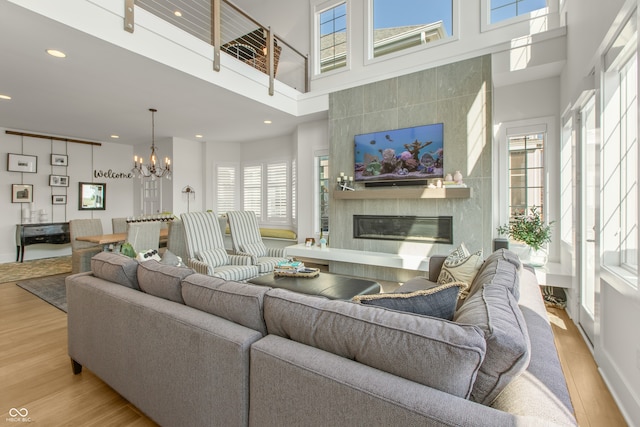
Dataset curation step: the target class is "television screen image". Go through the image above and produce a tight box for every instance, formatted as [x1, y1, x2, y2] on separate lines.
[354, 123, 444, 183]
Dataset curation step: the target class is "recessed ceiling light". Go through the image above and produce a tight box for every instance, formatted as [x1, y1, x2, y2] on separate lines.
[110, 135, 120, 139]
[0, 94, 11, 100]
[195, 134, 203, 138]
[174, 10, 182, 17]
[46, 49, 67, 58]
[264, 120, 272, 124]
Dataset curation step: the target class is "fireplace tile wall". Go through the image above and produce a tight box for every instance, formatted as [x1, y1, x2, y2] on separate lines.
[328, 55, 493, 281]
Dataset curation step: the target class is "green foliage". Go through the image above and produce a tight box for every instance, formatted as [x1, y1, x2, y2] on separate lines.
[497, 206, 554, 251]
[120, 242, 137, 258]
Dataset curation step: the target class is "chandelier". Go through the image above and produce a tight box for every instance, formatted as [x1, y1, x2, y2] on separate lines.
[132, 108, 171, 180]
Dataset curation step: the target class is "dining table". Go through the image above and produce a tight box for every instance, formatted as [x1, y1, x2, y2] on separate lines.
[76, 228, 168, 251]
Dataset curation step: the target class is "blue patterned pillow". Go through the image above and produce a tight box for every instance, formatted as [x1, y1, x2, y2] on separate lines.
[352, 282, 466, 320]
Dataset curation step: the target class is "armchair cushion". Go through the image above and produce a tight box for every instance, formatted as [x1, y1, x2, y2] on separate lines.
[197, 248, 229, 268]
[239, 241, 267, 258]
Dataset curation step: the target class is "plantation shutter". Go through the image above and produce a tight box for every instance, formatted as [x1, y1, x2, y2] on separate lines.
[215, 165, 237, 214]
[267, 162, 288, 222]
[243, 165, 262, 219]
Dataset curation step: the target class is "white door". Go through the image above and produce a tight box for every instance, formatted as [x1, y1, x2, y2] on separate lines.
[143, 178, 161, 215]
[579, 96, 597, 344]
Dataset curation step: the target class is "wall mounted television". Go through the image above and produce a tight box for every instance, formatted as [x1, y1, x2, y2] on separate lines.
[354, 123, 444, 184]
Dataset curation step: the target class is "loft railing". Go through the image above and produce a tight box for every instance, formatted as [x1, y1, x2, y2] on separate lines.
[125, 0, 309, 94]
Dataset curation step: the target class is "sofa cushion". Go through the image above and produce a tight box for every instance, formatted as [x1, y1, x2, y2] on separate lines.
[181, 273, 270, 335]
[454, 283, 531, 405]
[264, 288, 486, 399]
[470, 258, 521, 301]
[91, 251, 140, 290]
[352, 281, 465, 320]
[437, 246, 484, 291]
[137, 260, 195, 304]
[239, 241, 267, 258]
[197, 248, 229, 268]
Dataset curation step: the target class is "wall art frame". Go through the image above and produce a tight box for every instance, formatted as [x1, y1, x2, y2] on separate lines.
[7, 153, 37, 173]
[49, 174, 69, 187]
[51, 154, 68, 166]
[12, 184, 33, 203]
[52, 194, 67, 205]
[79, 182, 106, 210]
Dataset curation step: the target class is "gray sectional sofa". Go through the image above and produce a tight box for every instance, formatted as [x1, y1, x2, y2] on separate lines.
[66, 249, 577, 427]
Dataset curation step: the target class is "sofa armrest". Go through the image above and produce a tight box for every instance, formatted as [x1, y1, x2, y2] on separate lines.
[228, 254, 254, 265]
[265, 247, 285, 257]
[428, 255, 447, 282]
[187, 258, 209, 275]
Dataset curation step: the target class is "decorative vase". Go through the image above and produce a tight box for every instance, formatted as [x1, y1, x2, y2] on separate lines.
[528, 247, 548, 267]
[445, 173, 453, 181]
[453, 170, 463, 184]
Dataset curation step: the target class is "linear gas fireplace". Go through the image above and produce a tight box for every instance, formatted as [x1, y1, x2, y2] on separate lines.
[353, 215, 453, 244]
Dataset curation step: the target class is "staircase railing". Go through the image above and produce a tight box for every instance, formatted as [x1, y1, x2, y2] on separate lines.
[125, 0, 309, 95]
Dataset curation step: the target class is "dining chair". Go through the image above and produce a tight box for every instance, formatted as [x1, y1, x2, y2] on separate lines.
[181, 211, 258, 281]
[69, 219, 103, 274]
[225, 210, 288, 273]
[126, 221, 161, 254]
[166, 219, 188, 262]
[111, 217, 128, 234]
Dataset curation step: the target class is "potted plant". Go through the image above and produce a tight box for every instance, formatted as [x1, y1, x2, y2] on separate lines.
[497, 206, 554, 266]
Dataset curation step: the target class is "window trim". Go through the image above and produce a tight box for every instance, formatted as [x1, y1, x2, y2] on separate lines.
[480, 0, 557, 33]
[313, 0, 350, 77]
[364, 0, 459, 65]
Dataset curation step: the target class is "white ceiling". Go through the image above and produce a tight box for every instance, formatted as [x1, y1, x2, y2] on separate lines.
[0, 1, 326, 146]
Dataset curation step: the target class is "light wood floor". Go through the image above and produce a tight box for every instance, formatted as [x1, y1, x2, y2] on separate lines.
[0, 282, 627, 426]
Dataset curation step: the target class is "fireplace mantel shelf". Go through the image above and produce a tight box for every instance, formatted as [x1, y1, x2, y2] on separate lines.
[333, 187, 471, 200]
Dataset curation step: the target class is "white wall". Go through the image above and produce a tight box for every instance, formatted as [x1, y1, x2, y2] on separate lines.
[171, 137, 204, 215]
[0, 128, 134, 262]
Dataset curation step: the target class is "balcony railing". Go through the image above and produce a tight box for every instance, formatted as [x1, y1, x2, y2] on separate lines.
[125, 0, 308, 94]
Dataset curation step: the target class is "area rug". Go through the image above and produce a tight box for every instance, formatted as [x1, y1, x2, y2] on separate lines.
[0, 255, 71, 283]
[16, 274, 68, 312]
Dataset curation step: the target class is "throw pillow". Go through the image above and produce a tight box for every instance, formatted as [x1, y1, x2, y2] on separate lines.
[437, 245, 484, 296]
[352, 282, 466, 320]
[197, 248, 229, 268]
[239, 241, 267, 258]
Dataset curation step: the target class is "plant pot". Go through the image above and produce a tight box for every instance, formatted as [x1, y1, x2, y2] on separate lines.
[528, 247, 548, 267]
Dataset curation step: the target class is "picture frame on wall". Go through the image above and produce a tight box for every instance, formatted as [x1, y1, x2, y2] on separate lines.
[12, 184, 33, 203]
[49, 174, 69, 187]
[79, 182, 106, 210]
[52, 194, 67, 205]
[51, 154, 68, 166]
[7, 153, 37, 173]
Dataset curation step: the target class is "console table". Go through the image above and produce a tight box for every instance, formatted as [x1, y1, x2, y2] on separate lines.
[16, 222, 70, 262]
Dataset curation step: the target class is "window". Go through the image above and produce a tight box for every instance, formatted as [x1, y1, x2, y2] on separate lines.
[267, 162, 288, 222]
[508, 133, 545, 220]
[490, 0, 547, 24]
[602, 11, 638, 279]
[371, 0, 452, 58]
[291, 158, 297, 223]
[215, 165, 238, 214]
[243, 165, 262, 220]
[318, 155, 329, 233]
[318, 2, 347, 73]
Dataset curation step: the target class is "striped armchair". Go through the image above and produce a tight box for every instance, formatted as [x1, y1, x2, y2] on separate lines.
[226, 210, 288, 274]
[181, 211, 259, 281]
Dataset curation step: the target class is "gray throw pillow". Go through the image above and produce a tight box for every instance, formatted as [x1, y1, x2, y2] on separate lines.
[352, 282, 465, 320]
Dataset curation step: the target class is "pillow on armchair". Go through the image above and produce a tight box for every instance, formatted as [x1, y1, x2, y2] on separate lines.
[239, 241, 267, 258]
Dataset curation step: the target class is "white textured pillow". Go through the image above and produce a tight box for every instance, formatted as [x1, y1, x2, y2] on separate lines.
[437, 244, 484, 291]
[240, 241, 267, 257]
[197, 248, 229, 268]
